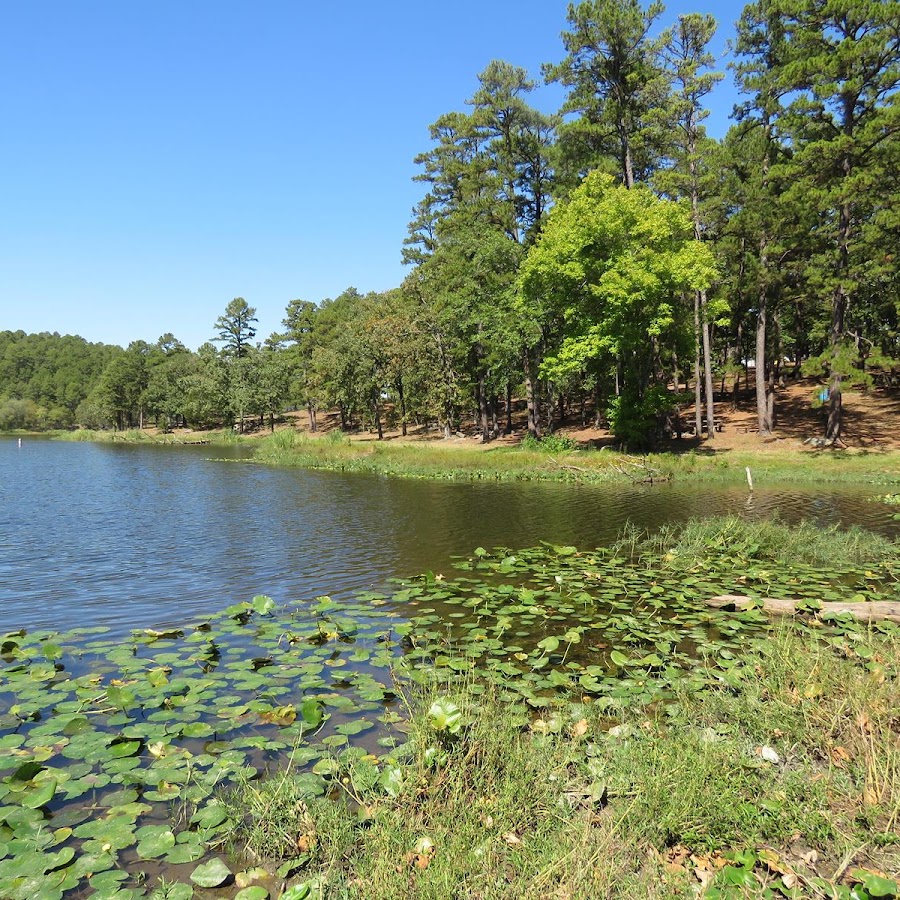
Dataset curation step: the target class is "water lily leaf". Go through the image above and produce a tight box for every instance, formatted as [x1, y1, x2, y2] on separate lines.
[235, 888, 269, 900]
[88, 869, 130, 892]
[609, 650, 630, 667]
[191, 803, 228, 830]
[335, 719, 373, 736]
[259, 704, 296, 726]
[280, 885, 311, 900]
[300, 698, 324, 727]
[251, 595, 275, 615]
[136, 825, 176, 859]
[190, 857, 232, 888]
[11, 761, 44, 783]
[151, 883, 194, 900]
[107, 739, 142, 759]
[165, 842, 206, 864]
[379, 765, 404, 797]
[536, 636, 560, 653]
[22, 778, 56, 809]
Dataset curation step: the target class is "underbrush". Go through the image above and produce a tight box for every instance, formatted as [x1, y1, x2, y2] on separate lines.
[221, 627, 900, 899]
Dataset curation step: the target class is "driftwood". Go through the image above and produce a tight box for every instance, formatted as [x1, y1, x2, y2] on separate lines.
[709, 594, 900, 625]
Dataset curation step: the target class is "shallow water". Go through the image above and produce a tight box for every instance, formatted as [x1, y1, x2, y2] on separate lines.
[1, 438, 897, 635]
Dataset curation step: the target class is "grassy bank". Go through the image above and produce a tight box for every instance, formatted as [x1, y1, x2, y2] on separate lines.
[53, 427, 238, 444]
[37, 424, 900, 486]
[252, 429, 900, 486]
[656, 448, 900, 486]
[224, 626, 899, 899]
[251, 429, 645, 483]
[617, 515, 898, 567]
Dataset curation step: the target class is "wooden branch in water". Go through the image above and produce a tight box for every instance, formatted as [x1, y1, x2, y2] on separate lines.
[708, 594, 900, 625]
[548, 457, 590, 474]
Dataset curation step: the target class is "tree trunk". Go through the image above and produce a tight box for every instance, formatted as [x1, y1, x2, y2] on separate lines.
[523, 347, 540, 438]
[477, 374, 491, 443]
[694, 293, 703, 435]
[755, 280, 772, 435]
[505, 382, 513, 435]
[826, 198, 851, 442]
[307, 401, 317, 433]
[545, 383, 554, 434]
[372, 398, 383, 440]
[708, 594, 900, 625]
[621, 129, 635, 189]
[397, 377, 407, 437]
[701, 292, 715, 440]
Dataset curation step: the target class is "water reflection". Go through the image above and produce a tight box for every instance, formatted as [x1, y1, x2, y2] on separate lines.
[1, 439, 896, 636]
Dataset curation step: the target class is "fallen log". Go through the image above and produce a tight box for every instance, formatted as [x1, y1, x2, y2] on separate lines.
[708, 594, 900, 625]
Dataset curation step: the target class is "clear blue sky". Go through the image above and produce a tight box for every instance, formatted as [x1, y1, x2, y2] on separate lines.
[1, 0, 746, 351]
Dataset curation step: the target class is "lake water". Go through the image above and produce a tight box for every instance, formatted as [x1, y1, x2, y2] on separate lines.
[2, 438, 897, 636]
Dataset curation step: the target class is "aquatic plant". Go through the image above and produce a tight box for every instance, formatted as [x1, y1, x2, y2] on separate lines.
[1, 526, 898, 896]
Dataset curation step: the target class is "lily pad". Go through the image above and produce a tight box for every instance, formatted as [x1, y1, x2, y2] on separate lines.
[190, 857, 232, 888]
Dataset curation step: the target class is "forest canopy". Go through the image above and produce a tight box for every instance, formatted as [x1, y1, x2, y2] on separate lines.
[2, 0, 898, 447]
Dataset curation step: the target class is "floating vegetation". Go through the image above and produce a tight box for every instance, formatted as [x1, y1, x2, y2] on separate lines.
[2, 532, 899, 898]
[872, 493, 900, 520]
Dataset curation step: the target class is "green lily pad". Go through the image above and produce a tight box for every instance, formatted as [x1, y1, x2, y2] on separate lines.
[235, 887, 269, 900]
[190, 857, 232, 887]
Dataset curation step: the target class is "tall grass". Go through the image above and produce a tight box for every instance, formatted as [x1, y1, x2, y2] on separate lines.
[617, 515, 898, 567]
[653, 448, 900, 485]
[219, 627, 899, 898]
[253, 430, 651, 484]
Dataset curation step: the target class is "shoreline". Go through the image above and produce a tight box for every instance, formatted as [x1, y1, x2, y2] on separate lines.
[13, 425, 900, 486]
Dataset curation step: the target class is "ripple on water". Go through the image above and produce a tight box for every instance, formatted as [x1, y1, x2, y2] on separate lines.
[0, 439, 896, 635]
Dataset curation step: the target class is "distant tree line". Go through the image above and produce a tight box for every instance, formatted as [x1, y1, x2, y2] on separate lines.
[2, 0, 898, 447]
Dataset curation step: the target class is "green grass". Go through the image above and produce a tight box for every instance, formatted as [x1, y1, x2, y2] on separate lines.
[616, 515, 899, 568]
[253, 429, 668, 484]
[252, 429, 900, 487]
[221, 627, 900, 899]
[653, 448, 900, 486]
[54, 427, 237, 444]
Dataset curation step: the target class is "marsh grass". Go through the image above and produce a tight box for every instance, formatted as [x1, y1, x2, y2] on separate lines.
[222, 627, 899, 899]
[254, 430, 900, 487]
[619, 515, 898, 568]
[653, 449, 900, 485]
[254, 431, 639, 484]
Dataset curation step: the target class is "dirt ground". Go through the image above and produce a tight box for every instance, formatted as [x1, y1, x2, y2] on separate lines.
[162, 376, 900, 454]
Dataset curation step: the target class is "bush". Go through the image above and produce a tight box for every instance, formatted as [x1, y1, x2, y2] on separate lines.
[520, 433, 578, 453]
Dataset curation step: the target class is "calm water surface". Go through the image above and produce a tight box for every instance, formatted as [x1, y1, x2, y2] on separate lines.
[1, 439, 897, 636]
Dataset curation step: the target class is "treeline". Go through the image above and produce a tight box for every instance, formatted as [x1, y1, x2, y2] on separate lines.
[0, 332, 120, 430]
[2, 0, 898, 446]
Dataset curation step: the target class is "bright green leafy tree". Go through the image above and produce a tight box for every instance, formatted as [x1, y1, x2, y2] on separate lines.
[519, 171, 717, 447]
